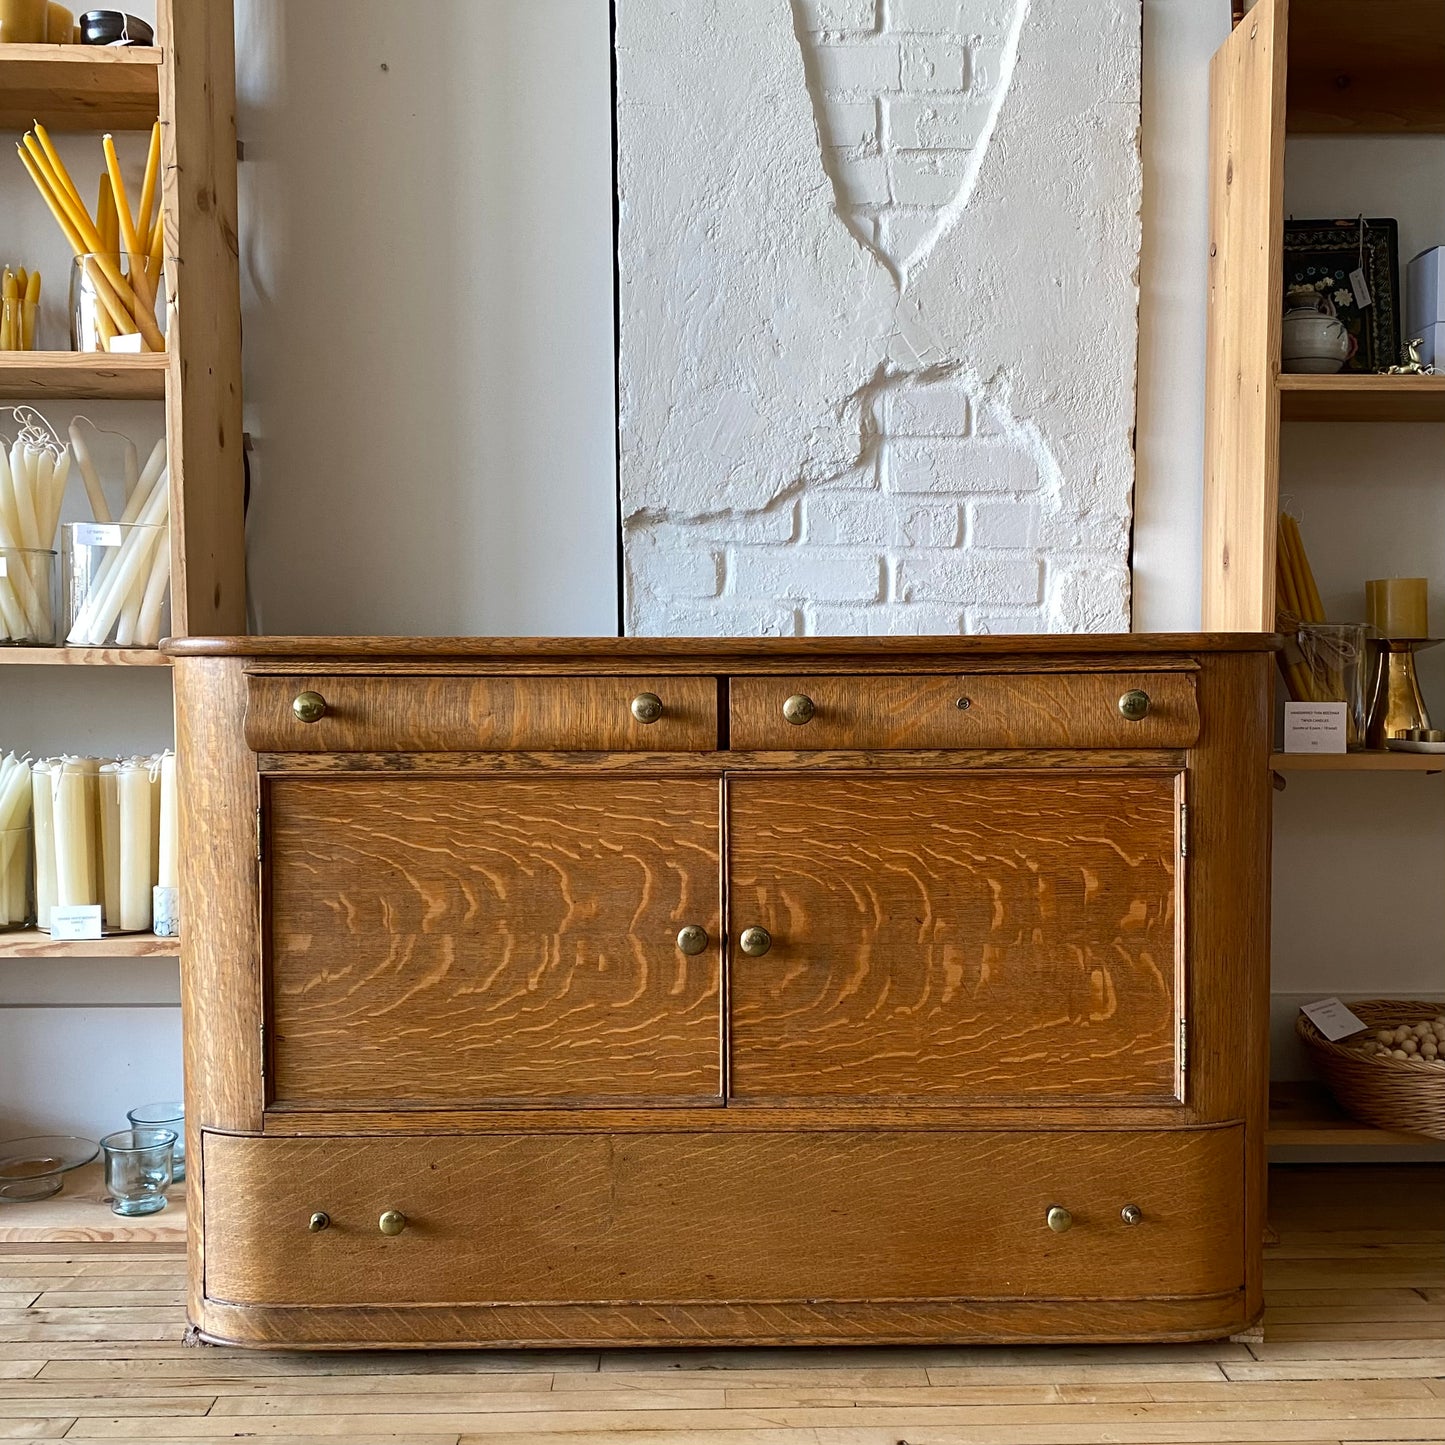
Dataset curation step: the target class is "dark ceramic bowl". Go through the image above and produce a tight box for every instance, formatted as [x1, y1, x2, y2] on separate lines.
[79, 11, 154, 46]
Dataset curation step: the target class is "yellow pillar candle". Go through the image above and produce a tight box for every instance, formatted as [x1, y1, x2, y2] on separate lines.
[1366, 578, 1429, 640]
[45, 2, 71, 41]
[0, 0, 48, 42]
[31, 762, 55, 930]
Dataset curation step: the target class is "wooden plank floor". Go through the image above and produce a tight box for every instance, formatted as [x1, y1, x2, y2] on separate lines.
[0, 1164, 1440, 1444]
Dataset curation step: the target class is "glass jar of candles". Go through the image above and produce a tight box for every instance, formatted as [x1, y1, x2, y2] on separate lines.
[1298, 623, 1372, 751]
[0, 548, 57, 645]
[71, 252, 164, 354]
[63, 522, 170, 649]
[0, 0, 48, 43]
[0, 754, 30, 931]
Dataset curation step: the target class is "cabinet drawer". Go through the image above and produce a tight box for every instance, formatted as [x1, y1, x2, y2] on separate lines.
[203, 1127, 1243, 1309]
[730, 673, 1199, 750]
[246, 675, 719, 753]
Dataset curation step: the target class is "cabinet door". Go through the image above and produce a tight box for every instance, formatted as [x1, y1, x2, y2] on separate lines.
[266, 777, 723, 1107]
[728, 772, 1182, 1104]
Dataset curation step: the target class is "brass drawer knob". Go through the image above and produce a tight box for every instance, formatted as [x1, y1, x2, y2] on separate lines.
[292, 690, 328, 724]
[307, 1211, 330, 1233]
[631, 692, 664, 725]
[739, 926, 773, 957]
[378, 1210, 407, 1236]
[782, 694, 816, 726]
[1121, 1204, 1143, 1226]
[1118, 689, 1151, 722]
[676, 924, 709, 956]
[1046, 1205, 1073, 1233]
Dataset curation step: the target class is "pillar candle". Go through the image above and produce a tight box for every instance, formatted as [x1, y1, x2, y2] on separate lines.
[31, 762, 55, 929]
[0, 0, 48, 42]
[157, 753, 177, 891]
[1366, 578, 1429, 640]
[45, 3, 71, 41]
[99, 764, 121, 928]
[52, 759, 94, 908]
[116, 761, 152, 933]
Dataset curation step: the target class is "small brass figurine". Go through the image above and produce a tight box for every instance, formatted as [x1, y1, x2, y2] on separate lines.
[1386, 338, 1435, 376]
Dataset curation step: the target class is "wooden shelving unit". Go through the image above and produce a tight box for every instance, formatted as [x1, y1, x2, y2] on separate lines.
[0, 930, 178, 959]
[0, 1162, 185, 1243]
[1268, 1082, 1441, 1148]
[0, 647, 171, 666]
[0, 44, 159, 131]
[0, 353, 169, 401]
[1206, 0, 1445, 1156]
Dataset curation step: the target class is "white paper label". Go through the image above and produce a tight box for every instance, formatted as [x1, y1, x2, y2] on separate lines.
[49, 905, 104, 941]
[1350, 266, 1373, 309]
[1301, 997, 1369, 1043]
[1284, 702, 1348, 753]
[0, 557, 6, 578]
[106, 332, 146, 355]
[74, 524, 122, 548]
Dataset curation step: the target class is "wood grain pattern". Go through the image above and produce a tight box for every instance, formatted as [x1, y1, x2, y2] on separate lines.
[1202, 0, 1287, 631]
[0, 932, 177, 959]
[0, 354, 169, 401]
[729, 674, 1200, 751]
[1279, 373, 1445, 423]
[266, 777, 723, 1106]
[728, 772, 1182, 1103]
[0, 45, 160, 131]
[200, 1128, 1243, 1311]
[246, 676, 719, 754]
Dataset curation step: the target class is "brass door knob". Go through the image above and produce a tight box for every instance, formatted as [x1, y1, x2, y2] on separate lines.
[739, 926, 772, 957]
[631, 692, 664, 725]
[378, 1210, 407, 1236]
[1118, 689, 1151, 722]
[292, 690, 328, 724]
[1046, 1206, 1073, 1233]
[308, 1211, 330, 1233]
[1121, 1204, 1143, 1226]
[676, 924, 709, 956]
[782, 694, 816, 726]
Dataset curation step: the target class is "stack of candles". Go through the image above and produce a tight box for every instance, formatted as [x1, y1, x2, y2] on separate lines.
[16, 120, 164, 352]
[30, 751, 176, 934]
[1275, 509, 1326, 701]
[0, 753, 31, 929]
[0, 410, 70, 645]
[0, 265, 40, 350]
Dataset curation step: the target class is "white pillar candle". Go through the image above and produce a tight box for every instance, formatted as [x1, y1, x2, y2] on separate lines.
[31, 762, 55, 930]
[116, 761, 152, 932]
[147, 756, 161, 884]
[52, 759, 94, 909]
[99, 764, 122, 929]
[0, 754, 31, 928]
[157, 753, 177, 891]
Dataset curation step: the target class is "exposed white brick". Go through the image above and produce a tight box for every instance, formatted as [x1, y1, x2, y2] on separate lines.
[887, 97, 988, 149]
[832, 151, 890, 205]
[1045, 557, 1131, 630]
[813, 39, 901, 93]
[901, 37, 970, 92]
[729, 548, 884, 603]
[887, 0, 964, 32]
[966, 607, 1046, 635]
[825, 99, 880, 149]
[968, 500, 1040, 549]
[660, 602, 802, 637]
[876, 207, 939, 262]
[804, 492, 961, 547]
[887, 437, 1039, 495]
[798, 0, 878, 31]
[885, 376, 972, 437]
[806, 603, 966, 635]
[628, 543, 724, 600]
[888, 150, 969, 207]
[897, 552, 1042, 605]
[969, 41, 1010, 90]
[1037, 504, 1129, 554]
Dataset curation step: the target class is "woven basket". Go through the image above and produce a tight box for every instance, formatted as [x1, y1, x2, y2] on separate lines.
[1296, 999, 1445, 1141]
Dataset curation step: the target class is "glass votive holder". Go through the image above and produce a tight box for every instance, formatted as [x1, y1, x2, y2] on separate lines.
[125, 1102, 183, 1181]
[62, 522, 170, 649]
[100, 1127, 174, 1216]
[71, 252, 164, 354]
[0, 826, 32, 931]
[0, 548, 57, 645]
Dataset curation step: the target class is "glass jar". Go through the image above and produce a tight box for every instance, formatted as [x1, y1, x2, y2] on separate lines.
[100, 1128, 174, 1216]
[71, 252, 164, 354]
[126, 1102, 184, 1181]
[63, 522, 170, 648]
[0, 825, 31, 930]
[1298, 622, 1371, 750]
[0, 548, 57, 645]
[0, 0, 49, 43]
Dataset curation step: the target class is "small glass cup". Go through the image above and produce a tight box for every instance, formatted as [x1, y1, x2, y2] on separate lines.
[62, 523, 170, 648]
[0, 826, 32, 931]
[0, 548, 57, 645]
[100, 1127, 174, 1216]
[71, 252, 164, 354]
[125, 1102, 183, 1181]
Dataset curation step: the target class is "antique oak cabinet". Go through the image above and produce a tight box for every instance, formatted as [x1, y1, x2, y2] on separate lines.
[168, 635, 1275, 1349]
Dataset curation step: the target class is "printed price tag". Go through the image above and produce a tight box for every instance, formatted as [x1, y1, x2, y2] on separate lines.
[1350, 266, 1374, 309]
[75, 524, 122, 548]
[49, 905, 104, 941]
[1301, 997, 1369, 1043]
[1283, 702, 1348, 753]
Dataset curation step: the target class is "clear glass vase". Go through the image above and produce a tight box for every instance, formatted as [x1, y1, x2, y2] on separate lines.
[71, 252, 164, 354]
[0, 825, 31, 931]
[0, 548, 56, 645]
[63, 523, 170, 648]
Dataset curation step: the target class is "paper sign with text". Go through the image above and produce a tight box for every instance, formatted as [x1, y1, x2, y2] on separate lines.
[1284, 702, 1348, 754]
[49, 905, 104, 942]
[1301, 997, 1369, 1042]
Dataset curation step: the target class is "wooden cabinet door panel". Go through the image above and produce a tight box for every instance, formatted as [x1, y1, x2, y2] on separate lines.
[266, 778, 723, 1106]
[203, 1127, 1241, 1308]
[728, 772, 1182, 1103]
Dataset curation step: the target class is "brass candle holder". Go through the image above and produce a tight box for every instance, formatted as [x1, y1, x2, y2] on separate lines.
[1366, 638, 1440, 749]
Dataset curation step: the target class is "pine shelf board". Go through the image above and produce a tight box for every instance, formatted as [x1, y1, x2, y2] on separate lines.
[0, 1162, 184, 1243]
[0, 646, 171, 666]
[0, 353, 168, 401]
[1269, 1082, 1442, 1148]
[1270, 751, 1445, 772]
[0, 44, 161, 132]
[0, 930, 179, 959]
[1277, 374, 1445, 423]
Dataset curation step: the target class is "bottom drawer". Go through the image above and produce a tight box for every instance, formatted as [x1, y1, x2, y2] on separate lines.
[202, 1127, 1243, 1308]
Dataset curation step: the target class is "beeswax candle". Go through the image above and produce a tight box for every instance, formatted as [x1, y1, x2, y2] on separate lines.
[116, 761, 151, 932]
[1366, 578, 1429, 640]
[0, 0, 47, 42]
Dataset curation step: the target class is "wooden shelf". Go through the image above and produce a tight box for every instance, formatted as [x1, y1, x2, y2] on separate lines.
[0, 647, 170, 666]
[1269, 1082, 1442, 1148]
[1271, 751, 1445, 772]
[0, 1162, 184, 1243]
[0, 353, 168, 402]
[1286, 0, 1445, 134]
[0, 931, 178, 959]
[1278, 374, 1445, 423]
[0, 44, 160, 131]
